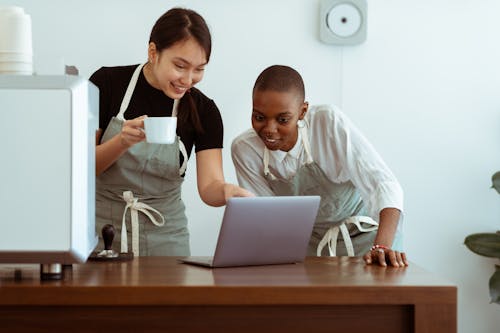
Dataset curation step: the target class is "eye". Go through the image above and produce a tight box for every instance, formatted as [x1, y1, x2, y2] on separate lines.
[253, 114, 264, 122]
[195, 67, 205, 73]
[174, 63, 185, 69]
[278, 117, 290, 124]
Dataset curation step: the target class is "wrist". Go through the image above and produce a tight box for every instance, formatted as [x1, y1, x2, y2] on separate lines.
[370, 244, 389, 252]
[117, 133, 131, 149]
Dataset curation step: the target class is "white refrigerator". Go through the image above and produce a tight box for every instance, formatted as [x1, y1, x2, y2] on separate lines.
[0, 74, 98, 278]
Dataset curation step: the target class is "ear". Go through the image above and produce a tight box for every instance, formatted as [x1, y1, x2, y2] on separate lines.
[148, 42, 157, 63]
[298, 101, 309, 120]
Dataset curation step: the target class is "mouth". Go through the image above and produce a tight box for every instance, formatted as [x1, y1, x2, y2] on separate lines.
[261, 136, 281, 149]
[171, 83, 189, 95]
[264, 137, 277, 143]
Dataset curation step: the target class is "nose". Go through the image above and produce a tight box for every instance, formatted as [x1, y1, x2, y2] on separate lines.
[179, 71, 193, 87]
[262, 120, 278, 134]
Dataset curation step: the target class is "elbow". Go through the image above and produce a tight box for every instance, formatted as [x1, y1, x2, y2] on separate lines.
[200, 193, 225, 207]
[198, 181, 227, 207]
[198, 190, 225, 207]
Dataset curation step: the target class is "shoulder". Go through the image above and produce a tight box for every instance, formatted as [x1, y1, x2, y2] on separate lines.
[233, 128, 259, 143]
[231, 129, 263, 154]
[91, 64, 138, 77]
[231, 129, 266, 173]
[307, 104, 348, 123]
[188, 87, 218, 114]
[306, 104, 355, 134]
[188, 86, 211, 102]
[89, 64, 139, 87]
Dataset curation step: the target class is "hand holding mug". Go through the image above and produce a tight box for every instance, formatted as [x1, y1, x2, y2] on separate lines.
[120, 115, 147, 148]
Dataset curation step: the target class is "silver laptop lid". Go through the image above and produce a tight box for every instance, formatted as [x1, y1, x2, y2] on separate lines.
[212, 196, 320, 267]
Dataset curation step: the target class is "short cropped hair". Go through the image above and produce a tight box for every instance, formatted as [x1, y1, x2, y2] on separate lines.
[253, 65, 305, 102]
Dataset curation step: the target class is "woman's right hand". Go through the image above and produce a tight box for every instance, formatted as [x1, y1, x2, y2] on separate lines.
[120, 115, 147, 148]
[223, 183, 255, 202]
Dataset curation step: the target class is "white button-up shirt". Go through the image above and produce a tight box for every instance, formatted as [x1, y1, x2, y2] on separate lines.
[231, 104, 404, 221]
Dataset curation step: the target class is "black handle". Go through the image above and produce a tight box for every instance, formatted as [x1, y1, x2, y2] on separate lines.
[102, 224, 115, 251]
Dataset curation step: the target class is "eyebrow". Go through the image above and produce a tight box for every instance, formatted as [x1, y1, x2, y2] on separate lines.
[252, 110, 294, 117]
[172, 57, 207, 67]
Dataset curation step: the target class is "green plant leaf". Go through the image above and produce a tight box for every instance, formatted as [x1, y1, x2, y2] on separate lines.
[492, 171, 500, 194]
[464, 233, 500, 258]
[489, 265, 500, 305]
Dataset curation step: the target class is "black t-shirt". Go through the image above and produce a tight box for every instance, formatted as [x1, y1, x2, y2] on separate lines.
[89, 64, 223, 166]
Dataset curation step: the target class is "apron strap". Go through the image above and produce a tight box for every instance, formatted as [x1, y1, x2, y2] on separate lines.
[172, 99, 179, 117]
[121, 190, 165, 256]
[263, 148, 277, 180]
[316, 216, 379, 256]
[169, 98, 187, 175]
[179, 140, 188, 175]
[299, 121, 314, 164]
[117, 64, 145, 121]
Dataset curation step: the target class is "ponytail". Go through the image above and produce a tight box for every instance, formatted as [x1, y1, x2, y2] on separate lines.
[178, 91, 203, 134]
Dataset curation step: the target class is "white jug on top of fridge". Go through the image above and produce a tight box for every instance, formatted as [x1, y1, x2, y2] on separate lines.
[0, 5, 33, 75]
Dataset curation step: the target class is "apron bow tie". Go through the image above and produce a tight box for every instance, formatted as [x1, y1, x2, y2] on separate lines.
[121, 190, 165, 256]
[317, 216, 379, 257]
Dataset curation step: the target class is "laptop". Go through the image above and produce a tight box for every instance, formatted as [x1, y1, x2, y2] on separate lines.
[178, 195, 320, 268]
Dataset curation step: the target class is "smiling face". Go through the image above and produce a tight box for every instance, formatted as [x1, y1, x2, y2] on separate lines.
[252, 89, 308, 152]
[145, 37, 207, 99]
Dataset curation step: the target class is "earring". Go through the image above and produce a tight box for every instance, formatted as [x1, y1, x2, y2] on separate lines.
[297, 119, 305, 128]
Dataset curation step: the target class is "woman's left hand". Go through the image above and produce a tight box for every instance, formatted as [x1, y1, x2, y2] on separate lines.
[363, 247, 408, 267]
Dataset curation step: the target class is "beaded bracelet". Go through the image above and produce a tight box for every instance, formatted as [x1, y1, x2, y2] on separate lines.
[370, 244, 389, 252]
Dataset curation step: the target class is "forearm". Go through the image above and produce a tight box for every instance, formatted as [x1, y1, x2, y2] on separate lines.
[373, 207, 400, 248]
[95, 116, 147, 176]
[195, 149, 225, 206]
[96, 134, 129, 176]
[196, 149, 255, 207]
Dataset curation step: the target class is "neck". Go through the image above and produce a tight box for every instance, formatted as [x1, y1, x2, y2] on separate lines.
[143, 62, 160, 90]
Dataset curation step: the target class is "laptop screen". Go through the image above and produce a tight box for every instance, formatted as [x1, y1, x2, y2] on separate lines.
[211, 195, 320, 267]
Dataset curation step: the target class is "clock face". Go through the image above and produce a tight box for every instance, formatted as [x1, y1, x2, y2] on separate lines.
[319, 0, 367, 45]
[327, 3, 362, 38]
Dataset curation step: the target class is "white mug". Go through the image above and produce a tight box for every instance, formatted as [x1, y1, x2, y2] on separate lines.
[143, 117, 177, 144]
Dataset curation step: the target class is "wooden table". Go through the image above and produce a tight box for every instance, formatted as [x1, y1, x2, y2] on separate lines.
[0, 257, 456, 333]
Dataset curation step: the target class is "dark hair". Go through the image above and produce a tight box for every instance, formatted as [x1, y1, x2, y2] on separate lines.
[253, 65, 305, 103]
[150, 7, 212, 134]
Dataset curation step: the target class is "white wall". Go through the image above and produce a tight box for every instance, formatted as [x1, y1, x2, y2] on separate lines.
[3, 0, 500, 332]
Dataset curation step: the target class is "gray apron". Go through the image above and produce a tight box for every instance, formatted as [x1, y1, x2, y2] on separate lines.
[263, 121, 378, 257]
[95, 63, 190, 256]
